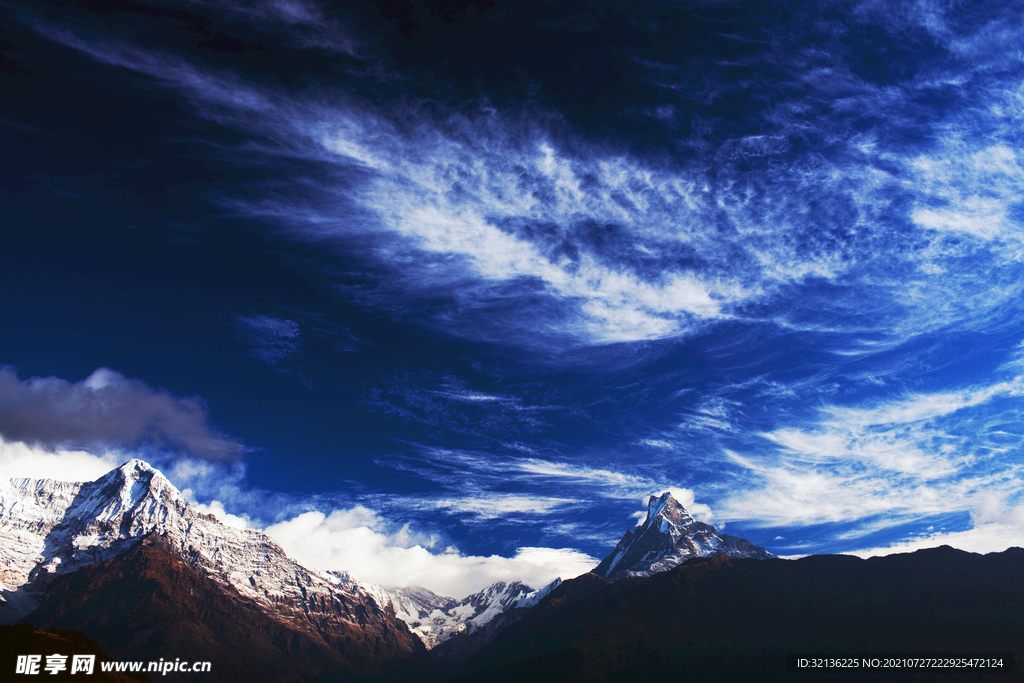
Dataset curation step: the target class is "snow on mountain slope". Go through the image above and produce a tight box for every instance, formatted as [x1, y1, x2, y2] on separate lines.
[593, 492, 774, 581]
[0, 459, 413, 649]
[367, 578, 562, 649]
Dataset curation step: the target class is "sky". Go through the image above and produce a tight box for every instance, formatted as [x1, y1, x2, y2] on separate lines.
[3, 0, 1024, 598]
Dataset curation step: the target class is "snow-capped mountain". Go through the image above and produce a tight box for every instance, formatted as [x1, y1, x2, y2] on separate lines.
[366, 578, 561, 649]
[593, 492, 773, 581]
[0, 459, 419, 660]
[0, 458, 557, 655]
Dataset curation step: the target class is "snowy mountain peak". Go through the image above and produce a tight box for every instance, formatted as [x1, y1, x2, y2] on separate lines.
[86, 459, 184, 515]
[0, 460, 402, 642]
[643, 492, 693, 531]
[593, 491, 774, 582]
[111, 459, 172, 494]
[117, 458, 159, 478]
[645, 492, 673, 522]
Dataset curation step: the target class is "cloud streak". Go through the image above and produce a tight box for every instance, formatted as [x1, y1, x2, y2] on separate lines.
[234, 314, 301, 365]
[717, 375, 1024, 545]
[363, 373, 553, 436]
[376, 445, 715, 528]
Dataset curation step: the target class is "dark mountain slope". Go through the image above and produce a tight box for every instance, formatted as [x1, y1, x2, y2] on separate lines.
[0, 624, 149, 682]
[453, 546, 1024, 683]
[21, 534, 420, 683]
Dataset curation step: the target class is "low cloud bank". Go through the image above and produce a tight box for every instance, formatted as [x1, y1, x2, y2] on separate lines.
[0, 438, 121, 482]
[263, 506, 597, 598]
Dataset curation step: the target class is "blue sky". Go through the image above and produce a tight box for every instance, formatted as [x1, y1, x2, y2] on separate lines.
[3, 0, 1024, 596]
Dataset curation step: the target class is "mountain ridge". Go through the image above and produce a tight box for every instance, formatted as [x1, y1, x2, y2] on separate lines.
[452, 546, 1024, 682]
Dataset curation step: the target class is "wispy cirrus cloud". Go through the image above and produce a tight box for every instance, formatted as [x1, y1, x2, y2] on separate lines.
[181, 0, 360, 54]
[717, 375, 1024, 550]
[376, 445, 714, 524]
[363, 373, 555, 436]
[409, 494, 579, 520]
[23, 0, 1024, 357]
[233, 314, 301, 365]
[12, 0, 1024, 568]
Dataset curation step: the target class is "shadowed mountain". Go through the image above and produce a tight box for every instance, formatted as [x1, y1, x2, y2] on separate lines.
[594, 492, 773, 581]
[21, 533, 420, 683]
[451, 546, 1024, 683]
[0, 624, 148, 682]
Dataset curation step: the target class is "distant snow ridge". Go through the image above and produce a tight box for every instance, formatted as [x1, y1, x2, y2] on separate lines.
[0, 459, 393, 630]
[366, 578, 561, 649]
[593, 492, 774, 582]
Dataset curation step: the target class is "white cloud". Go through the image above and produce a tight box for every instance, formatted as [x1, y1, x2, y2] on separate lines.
[822, 379, 1023, 428]
[718, 376, 1024, 532]
[26, 0, 1024, 358]
[849, 518, 1024, 558]
[426, 494, 577, 519]
[908, 144, 1024, 240]
[395, 446, 711, 509]
[385, 446, 721, 530]
[263, 506, 596, 597]
[515, 459, 660, 497]
[183, 494, 255, 530]
[638, 439, 675, 450]
[0, 438, 122, 482]
[719, 452, 982, 529]
[356, 152, 735, 344]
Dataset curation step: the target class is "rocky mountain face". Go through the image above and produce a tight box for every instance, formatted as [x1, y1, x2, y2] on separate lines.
[593, 492, 773, 581]
[0, 460, 423, 678]
[453, 547, 1024, 683]
[23, 534, 416, 682]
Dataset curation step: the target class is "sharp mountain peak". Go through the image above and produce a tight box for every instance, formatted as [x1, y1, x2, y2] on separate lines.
[593, 491, 773, 582]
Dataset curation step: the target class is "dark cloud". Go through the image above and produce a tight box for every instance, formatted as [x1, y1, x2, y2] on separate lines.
[0, 366, 245, 460]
